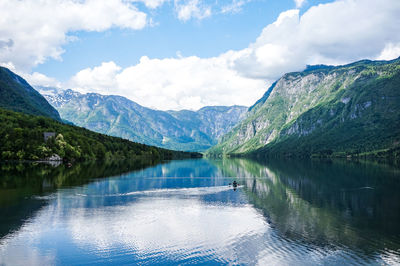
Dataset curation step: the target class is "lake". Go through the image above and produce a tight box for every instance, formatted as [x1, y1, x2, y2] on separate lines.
[0, 158, 399, 265]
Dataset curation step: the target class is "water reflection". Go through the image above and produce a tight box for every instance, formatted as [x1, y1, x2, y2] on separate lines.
[0, 158, 399, 265]
[214, 158, 400, 264]
[0, 159, 161, 238]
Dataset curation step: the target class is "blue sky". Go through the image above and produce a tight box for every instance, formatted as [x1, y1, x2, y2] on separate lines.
[0, 0, 399, 110]
[35, 0, 312, 81]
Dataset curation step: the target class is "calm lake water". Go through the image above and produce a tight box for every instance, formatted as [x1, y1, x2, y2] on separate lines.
[0, 158, 400, 265]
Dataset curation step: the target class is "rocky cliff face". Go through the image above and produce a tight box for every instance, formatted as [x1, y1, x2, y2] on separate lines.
[208, 58, 400, 157]
[38, 87, 247, 152]
[168, 106, 247, 140]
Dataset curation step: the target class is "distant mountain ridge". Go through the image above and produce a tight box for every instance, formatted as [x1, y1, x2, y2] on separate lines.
[0, 68, 199, 161]
[208, 57, 400, 158]
[0, 67, 61, 121]
[38, 87, 247, 152]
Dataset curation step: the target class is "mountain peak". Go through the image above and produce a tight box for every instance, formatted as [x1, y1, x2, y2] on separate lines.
[41, 89, 248, 152]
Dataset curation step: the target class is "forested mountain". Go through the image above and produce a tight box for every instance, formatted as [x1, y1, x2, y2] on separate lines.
[0, 67, 200, 161]
[0, 67, 61, 121]
[0, 108, 200, 161]
[38, 87, 247, 152]
[208, 58, 400, 159]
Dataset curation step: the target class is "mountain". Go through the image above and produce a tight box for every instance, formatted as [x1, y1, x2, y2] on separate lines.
[167, 106, 247, 141]
[0, 107, 201, 161]
[0, 72, 199, 161]
[208, 58, 400, 158]
[38, 87, 247, 152]
[0, 67, 61, 121]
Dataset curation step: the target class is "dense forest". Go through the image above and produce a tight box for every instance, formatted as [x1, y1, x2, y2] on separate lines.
[0, 108, 201, 161]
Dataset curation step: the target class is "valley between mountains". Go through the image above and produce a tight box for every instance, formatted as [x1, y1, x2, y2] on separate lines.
[38, 87, 247, 152]
[1, 57, 399, 160]
[42, 57, 400, 159]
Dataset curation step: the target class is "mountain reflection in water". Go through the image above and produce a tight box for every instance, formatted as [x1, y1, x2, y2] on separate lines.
[0, 158, 399, 265]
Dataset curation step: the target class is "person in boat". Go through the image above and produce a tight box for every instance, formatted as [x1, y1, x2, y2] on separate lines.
[232, 180, 238, 191]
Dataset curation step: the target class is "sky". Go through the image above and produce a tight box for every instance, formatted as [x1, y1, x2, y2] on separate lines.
[1, 0, 400, 110]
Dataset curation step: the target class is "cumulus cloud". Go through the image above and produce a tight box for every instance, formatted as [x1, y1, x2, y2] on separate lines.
[69, 56, 266, 110]
[70, 61, 122, 94]
[233, 0, 400, 80]
[377, 43, 400, 61]
[9, 0, 400, 111]
[0, 0, 148, 71]
[0, 0, 255, 76]
[174, 0, 212, 21]
[25, 72, 62, 88]
[67, 0, 400, 110]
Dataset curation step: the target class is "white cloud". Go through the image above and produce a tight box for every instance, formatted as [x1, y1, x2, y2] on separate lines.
[377, 43, 400, 60]
[67, 0, 400, 110]
[0, 61, 16, 72]
[70, 61, 122, 94]
[130, 0, 169, 9]
[174, 0, 212, 21]
[174, 0, 251, 20]
[294, 0, 306, 8]
[25, 72, 62, 88]
[0, 0, 148, 71]
[0, 62, 61, 88]
[17, 0, 400, 111]
[221, 0, 248, 14]
[69, 56, 266, 110]
[0, 0, 254, 76]
[232, 0, 400, 80]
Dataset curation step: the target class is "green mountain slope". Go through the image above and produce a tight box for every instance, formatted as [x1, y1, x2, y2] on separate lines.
[0, 107, 200, 161]
[0, 67, 61, 121]
[208, 58, 400, 158]
[38, 87, 247, 152]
